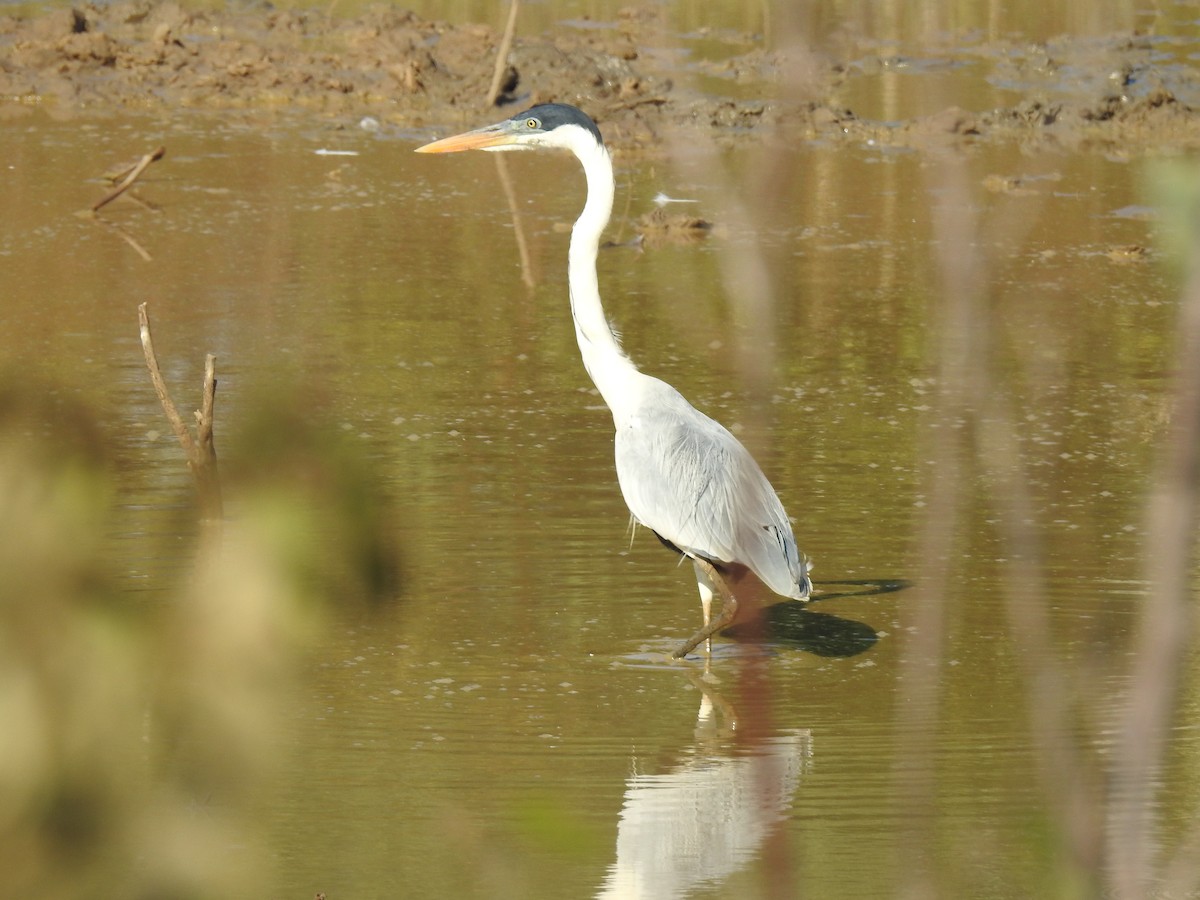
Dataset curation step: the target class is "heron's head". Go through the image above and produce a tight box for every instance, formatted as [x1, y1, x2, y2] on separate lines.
[415, 103, 604, 156]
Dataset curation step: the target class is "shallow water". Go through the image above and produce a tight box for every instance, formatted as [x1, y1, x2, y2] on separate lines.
[0, 96, 1193, 897]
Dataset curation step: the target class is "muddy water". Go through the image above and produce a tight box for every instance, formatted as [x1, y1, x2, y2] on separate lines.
[0, 107, 1191, 897]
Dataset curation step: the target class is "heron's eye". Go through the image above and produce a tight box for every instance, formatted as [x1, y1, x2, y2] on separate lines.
[526, 117, 540, 130]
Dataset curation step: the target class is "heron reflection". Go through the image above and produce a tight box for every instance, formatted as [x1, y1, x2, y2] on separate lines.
[596, 676, 811, 899]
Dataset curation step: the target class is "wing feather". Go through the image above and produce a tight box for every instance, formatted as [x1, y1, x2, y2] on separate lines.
[613, 379, 809, 599]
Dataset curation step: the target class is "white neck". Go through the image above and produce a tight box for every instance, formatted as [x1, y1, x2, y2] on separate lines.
[567, 137, 642, 423]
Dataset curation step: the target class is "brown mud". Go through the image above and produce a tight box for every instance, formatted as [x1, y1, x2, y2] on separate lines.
[3, 2, 1200, 154]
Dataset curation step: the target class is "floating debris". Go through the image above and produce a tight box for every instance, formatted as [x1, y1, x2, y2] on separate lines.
[1106, 243, 1149, 263]
[652, 191, 699, 207]
[636, 207, 713, 245]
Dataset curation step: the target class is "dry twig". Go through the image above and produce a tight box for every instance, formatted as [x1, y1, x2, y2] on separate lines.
[91, 146, 165, 213]
[137, 302, 223, 522]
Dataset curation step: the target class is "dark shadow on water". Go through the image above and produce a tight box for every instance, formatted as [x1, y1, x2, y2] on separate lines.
[723, 578, 910, 659]
[811, 577, 911, 603]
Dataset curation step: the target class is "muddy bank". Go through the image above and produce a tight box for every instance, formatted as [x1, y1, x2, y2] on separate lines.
[3, 1, 1200, 152]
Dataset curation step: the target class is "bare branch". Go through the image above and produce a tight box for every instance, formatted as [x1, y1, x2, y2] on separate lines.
[91, 146, 165, 213]
[138, 303, 223, 522]
[138, 302, 196, 458]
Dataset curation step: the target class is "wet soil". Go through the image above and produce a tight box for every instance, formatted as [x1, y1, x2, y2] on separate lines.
[3, 1, 1200, 154]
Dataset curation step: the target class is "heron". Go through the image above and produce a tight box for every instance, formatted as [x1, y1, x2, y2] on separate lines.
[416, 103, 812, 658]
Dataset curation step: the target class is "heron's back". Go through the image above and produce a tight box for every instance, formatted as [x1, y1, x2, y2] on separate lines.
[613, 377, 810, 600]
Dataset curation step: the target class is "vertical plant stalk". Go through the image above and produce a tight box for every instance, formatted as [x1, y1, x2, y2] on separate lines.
[909, 156, 1104, 895]
[486, 0, 519, 107]
[662, 31, 814, 894]
[894, 155, 979, 899]
[138, 302, 224, 522]
[1107, 219, 1200, 898]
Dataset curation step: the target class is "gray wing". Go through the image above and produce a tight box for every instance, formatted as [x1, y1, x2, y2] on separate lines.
[613, 380, 810, 600]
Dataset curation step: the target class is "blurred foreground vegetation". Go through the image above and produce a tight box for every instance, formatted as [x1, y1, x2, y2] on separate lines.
[0, 384, 400, 898]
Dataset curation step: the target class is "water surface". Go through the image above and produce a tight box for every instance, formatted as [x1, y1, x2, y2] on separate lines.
[0, 99, 1190, 897]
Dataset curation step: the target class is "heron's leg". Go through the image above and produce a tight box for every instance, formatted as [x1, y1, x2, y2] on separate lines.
[696, 565, 714, 628]
[673, 559, 738, 659]
[694, 563, 715, 657]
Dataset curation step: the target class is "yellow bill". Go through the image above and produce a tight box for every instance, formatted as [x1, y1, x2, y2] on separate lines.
[415, 124, 516, 154]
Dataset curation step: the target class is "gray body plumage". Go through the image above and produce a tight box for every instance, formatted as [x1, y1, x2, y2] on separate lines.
[615, 374, 810, 600]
